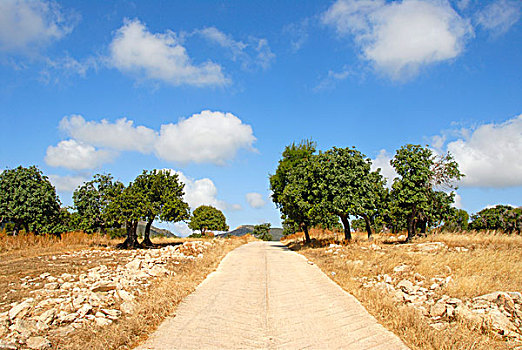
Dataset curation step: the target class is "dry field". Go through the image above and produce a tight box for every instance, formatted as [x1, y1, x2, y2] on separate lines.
[283, 229, 522, 350]
[0, 231, 252, 349]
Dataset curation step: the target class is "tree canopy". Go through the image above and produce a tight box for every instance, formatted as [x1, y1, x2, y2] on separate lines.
[0, 166, 61, 234]
[188, 205, 228, 235]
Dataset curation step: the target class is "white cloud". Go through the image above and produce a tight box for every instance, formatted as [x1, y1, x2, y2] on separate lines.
[171, 222, 193, 237]
[59, 114, 157, 153]
[476, 0, 521, 36]
[41, 55, 98, 83]
[442, 115, 522, 187]
[197, 27, 275, 70]
[52, 110, 256, 168]
[162, 169, 240, 212]
[246, 192, 266, 209]
[45, 139, 114, 170]
[48, 174, 87, 192]
[370, 149, 397, 187]
[322, 0, 473, 80]
[0, 0, 75, 55]
[452, 193, 462, 209]
[315, 66, 351, 91]
[283, 19, 310, 52]
[155, 110, 256, 165]
[109, 19, 228, 87]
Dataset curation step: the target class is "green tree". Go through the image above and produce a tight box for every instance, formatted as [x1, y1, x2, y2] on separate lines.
[315, 147, 386, 241]
[270, 140, 318, 242]
[390, 145, 463, 242]
[252, 223, 272, 241]
[188, 205, 228, 235]
[0, 166, 60, 234]
[469, 205, 519, 232]
[108, 182, 148, 249]
[133, 170, 190, 246]
[73, 174, 124, 234]
[443, 208, 469, 231]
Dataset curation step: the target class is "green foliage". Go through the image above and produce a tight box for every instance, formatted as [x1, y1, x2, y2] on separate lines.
[269, 140, 320, 242]
[443, 208, 469, 231]
[390, 145, 463, 241]
[73, 174, 124, 233]
[469, 205, 521, 233]
[0, 165, 61, 234]
[188, 205, 229, 234]
[253, 223, 272, 241]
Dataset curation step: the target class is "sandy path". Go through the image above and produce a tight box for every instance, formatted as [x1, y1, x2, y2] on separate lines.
[136, 241, 408, 349]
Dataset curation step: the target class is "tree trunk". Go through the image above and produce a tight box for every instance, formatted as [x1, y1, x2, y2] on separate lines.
[406, 211, 417, 243]
[339, 214, 352, 241]
[418, 218, 427, 235]
[141, 219, 154, 247]
[23, 222, 30, 234]
[361, 214, 373, 241]
[302, 224, 311, 243]
[118, 220, 141, 249]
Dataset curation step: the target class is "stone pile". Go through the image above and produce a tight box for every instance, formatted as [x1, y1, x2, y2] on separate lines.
[358, 266, 522, 341]
[0, 240, 214, 349]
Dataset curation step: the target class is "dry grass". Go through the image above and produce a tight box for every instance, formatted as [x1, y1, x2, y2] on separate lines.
[283, 229, 522, 350]
[58, 235, 251, 350]
[0, 230, 118, 255]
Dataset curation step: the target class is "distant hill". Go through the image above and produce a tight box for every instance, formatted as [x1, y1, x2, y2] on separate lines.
[136, 221, 178, 238]
[217, 225, 284, 241]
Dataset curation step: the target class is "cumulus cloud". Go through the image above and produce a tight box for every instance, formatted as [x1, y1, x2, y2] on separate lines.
[59, 114, 157, 153]
[109, 19, 228, 87]
[444, 115, 522, 188]
[48, 174, 87, 192]
[475, 0, 521, 36]
[322, 0, 473, 80]
[154, 110, 256, 165]
[52, 110, 256, 168]
[163, 169, 240, 212]
[0, 0, 76, 55]
[196, 27, 275, 70]
[246, 192, 266, 209]
[370, 149, 397, 187]
[45, 139, 115, 170]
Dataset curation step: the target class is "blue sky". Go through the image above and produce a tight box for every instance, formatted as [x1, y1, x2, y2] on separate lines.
[1, 0, 521, 235]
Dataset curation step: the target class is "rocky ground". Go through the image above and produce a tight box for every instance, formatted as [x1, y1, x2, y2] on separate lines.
[323, 241, 522, 345]
[0, 240, 215, 350]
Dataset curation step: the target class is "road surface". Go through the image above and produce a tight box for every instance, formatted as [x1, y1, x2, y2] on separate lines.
[136, 241, 408, 349]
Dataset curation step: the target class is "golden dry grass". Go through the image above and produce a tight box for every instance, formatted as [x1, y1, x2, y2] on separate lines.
[283, 229, 522, 350]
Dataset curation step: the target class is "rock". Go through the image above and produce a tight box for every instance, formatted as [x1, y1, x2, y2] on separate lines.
[429, 283, 439, 290]
[36, 309, 56, 325]
[307, 261, 314, 265]
[397, 279, 415, 294]
[455, 304, 483, 328]
[485, 309, 517, 335]
[382, 274, 393, 284]
[43, 282, 59, 290]
[117, 290, 135, 302]
[94, 316, 112, 326]
[430, 301, 447, 318]
[91, 282, 117, 293]
[445, 298, 462, 305]
[414, 242, 447, 252]
[414, 273, 425, 282]
[446, 304, 455, 318]
[120, 301, 135, 314]
[101, 309, 121, 320]
[507, 292, 521, 303]
[430, 322, 448, 331]
[9, 318, 38, 337]
[8, 298, 34, 320]
[77, 304, 92, 318]
[0, 340, 17, 350]
[125, 259, 142, 270]
[474, 291, 506, 302]
[26, 336, 51, 350]
[148, 265, 169, 277]
[393, 264, 409, 273]
[60, 282, 74, 290]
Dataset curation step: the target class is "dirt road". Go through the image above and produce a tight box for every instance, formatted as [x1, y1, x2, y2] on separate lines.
[136, 241, 408, 349]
